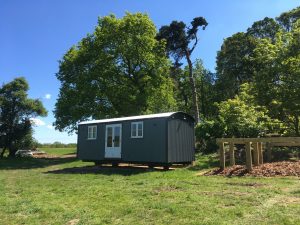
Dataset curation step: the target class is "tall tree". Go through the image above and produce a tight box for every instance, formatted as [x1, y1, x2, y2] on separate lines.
[157, 17, 208, 123]
[54, 13, 177, 133]
[215, 32, 257, 101]
[0, 77, 47, 157]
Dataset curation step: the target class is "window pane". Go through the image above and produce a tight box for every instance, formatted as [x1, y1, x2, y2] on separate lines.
[114, 126, 120, 147]
[138, 123, 143, 130]
[88, 126, 94, 139]
[138, 129, 142, 137]
[92, 126, 97, 139]
[131, 123, 136, 137]
[88, 127, 91, 139]
[107, 127, 112, 147]
[138, 123, 143, 137]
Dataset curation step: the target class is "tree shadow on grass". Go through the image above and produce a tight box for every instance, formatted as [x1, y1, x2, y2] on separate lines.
[45, 165, 168, 176]
[0, 157, 78, 170]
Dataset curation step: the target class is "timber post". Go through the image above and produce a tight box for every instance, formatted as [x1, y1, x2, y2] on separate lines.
[245, 142, 253, 172]
[266, 142, 272, 162]
[258, 142, 263, 165]
[229, 142, 235, 166]
[216, 137, 300, 170]
[219, 142, 225, 170]
[252, 142, 259, 166]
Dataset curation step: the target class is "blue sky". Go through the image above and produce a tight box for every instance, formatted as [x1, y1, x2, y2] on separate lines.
[0, 0, 299, 143]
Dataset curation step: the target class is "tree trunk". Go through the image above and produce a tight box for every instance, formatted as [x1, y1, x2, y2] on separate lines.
[8, 144, 17, 158]
[185, 50, 200, 124]
[200, 76, 206, 117]
[0, 148, 6, 158]
[8, 149, 17, 158]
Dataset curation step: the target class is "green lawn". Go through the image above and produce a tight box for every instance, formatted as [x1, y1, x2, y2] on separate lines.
[0, 149, 299, 225]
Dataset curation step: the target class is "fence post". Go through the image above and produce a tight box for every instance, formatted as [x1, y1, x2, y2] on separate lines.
[253, 142, 259, 166]
[219, 142, 225, 170]
[266, 142, 272, 162]
[229, 142, 235, 166]
[258, 142, 263, 165]
[245, 142, 253, 172]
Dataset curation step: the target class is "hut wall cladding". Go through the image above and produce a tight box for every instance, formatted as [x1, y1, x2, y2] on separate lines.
[77, 118, 168, 162]
[168, 119, 195, 163]
[122, 118, 167, 163]
[77, 123, 105, 160]
[77, 112, 195, 165]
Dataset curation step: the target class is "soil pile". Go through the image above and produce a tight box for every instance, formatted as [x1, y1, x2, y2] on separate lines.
[205, 161, 300, 177]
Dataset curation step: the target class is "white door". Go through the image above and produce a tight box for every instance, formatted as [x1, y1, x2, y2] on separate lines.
[105, 124, 122, 158]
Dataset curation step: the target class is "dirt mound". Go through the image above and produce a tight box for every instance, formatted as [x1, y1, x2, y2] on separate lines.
[204, 161, 300, 177]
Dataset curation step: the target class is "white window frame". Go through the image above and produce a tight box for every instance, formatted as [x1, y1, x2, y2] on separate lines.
[131, 121, 143, 138]
[87, 125, 97, 140]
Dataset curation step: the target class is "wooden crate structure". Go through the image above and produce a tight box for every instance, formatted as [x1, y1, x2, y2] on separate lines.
[216, 137, 300, 172]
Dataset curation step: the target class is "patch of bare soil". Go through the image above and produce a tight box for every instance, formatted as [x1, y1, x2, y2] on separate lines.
[204, 161, 300, 177]
[66, 219, 80, 225]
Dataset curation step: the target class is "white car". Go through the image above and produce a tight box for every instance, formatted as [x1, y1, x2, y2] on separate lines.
[15, 150, 34, 158]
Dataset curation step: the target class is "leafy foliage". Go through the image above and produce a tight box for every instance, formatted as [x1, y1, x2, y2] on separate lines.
[196, 84, 283, 153]
[195, 119, 224, 153]
[253, 20, 300, 135]
[217, 83, 283, 138]
[247, 17, 281, 41]
[0, 77, 47, 157]
[54, 13, 177, 133]
[276, 6, 300, 31]
[215, 32, 257, 100]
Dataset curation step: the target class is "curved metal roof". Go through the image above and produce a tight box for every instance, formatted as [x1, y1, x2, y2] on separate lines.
[79, 112, 194, 125]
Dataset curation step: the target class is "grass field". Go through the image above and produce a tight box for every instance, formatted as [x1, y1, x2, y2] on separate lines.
[0, 148, 299, 225]
[39, 147, 76, 156]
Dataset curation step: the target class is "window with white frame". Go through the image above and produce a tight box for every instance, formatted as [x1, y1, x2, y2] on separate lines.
[131, 121, 143, 138]
[87, 125, 97, 140]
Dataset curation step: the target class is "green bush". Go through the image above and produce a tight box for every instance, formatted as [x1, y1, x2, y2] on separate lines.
[195, 118, 225, 154]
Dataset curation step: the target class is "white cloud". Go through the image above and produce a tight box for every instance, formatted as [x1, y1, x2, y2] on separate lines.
[46, 125, 54, 130]
[44, 94, 51, 99]
[30, 118, 46, 126]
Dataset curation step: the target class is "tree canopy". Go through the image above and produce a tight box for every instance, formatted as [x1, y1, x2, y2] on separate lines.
[276, 6, 300, 31]
[54, 13, 177, 133]
[215, 32, 257, 100]
[0, 77, 47, 157]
